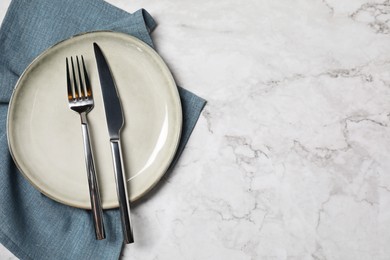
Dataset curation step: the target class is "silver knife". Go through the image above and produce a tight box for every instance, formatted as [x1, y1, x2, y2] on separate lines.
[93, 42, 134, 244]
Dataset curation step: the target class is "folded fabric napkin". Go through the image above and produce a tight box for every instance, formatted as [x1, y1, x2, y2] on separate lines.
[0, 0, 206, 259]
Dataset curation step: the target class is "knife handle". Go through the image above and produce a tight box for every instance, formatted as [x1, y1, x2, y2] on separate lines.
[110, 139, 134, 244]
[81, 121, 106, 240]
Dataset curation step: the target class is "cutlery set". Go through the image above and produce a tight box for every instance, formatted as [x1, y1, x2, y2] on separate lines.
[66, 43, 134, 243]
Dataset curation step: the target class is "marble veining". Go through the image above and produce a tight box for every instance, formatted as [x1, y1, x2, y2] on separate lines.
[2, 0, 390, 259]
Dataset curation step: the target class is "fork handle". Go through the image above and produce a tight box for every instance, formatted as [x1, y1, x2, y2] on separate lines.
[110, 139, 134, 244]
[81, 120, 106, 240]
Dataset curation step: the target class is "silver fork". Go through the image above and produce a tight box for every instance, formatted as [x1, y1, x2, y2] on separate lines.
[66, 56, 105, 240]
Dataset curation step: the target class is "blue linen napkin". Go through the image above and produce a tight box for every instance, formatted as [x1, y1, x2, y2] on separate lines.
[0, 0, 206, 259]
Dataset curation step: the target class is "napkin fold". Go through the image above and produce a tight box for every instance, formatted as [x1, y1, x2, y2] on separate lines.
[0, 0, 206, 259]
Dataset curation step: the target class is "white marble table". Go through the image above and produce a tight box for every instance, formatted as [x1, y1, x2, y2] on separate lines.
[2, 0, 390, 259]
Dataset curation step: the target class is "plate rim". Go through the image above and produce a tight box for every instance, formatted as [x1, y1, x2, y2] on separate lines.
[7, 30, 183, 209]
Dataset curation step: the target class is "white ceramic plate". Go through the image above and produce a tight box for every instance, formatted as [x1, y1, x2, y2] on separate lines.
[7, 31, 182, 209]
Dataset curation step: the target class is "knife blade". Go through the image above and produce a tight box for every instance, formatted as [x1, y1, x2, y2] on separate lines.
[93, 42, 134, 244]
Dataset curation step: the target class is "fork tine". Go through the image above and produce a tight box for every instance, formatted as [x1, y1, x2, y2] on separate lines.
[81, 55, 92, 98]
[76, 56, 86, 98]
[66, 58, 73, 100]
[71, 57, 79, 99]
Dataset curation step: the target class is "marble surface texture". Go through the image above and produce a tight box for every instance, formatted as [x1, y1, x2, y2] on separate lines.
[1, 0, 390, 259]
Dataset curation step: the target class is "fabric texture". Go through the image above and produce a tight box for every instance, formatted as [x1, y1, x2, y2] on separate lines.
[0, 0, 206, 259]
